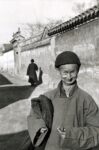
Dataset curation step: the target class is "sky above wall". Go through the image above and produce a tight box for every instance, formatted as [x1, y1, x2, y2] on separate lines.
[0, 0, 97, 44]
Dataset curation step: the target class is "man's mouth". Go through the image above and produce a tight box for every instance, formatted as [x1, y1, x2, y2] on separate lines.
[63, 78, 73, 82]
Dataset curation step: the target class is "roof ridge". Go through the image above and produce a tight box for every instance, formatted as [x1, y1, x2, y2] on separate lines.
[48, 5, 99, 36]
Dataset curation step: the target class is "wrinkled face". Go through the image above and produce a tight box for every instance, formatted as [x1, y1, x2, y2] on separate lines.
[58, 64, 79, 86]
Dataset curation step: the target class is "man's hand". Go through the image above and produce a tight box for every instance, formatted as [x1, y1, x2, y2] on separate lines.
[57, 127, 66, 139]
[34, 127, 48, 147]
[40, 127, 48, 133]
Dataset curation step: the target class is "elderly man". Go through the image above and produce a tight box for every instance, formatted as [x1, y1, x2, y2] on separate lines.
[27, 51, 99, 150]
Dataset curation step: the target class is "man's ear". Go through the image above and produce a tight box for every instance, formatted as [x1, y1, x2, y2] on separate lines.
[55, 67, 60, 73]
[76, 65, 80, 73]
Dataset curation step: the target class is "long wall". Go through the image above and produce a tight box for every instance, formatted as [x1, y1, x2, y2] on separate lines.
[20, 44, 58, 84]
[55, 18, 99, 67]
[0, 50, 14, 74]
[1, 18, 99, 84]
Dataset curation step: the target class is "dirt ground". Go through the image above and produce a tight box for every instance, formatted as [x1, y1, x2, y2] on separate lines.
[0, 73, 35, 150]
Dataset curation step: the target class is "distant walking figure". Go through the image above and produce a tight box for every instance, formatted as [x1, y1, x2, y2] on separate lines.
[27, 59, 38, 86]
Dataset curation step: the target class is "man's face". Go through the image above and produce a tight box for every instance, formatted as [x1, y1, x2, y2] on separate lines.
[58, 64, 79, 86]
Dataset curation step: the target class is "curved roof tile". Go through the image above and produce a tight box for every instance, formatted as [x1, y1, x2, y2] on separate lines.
[48, 5, 99, 36]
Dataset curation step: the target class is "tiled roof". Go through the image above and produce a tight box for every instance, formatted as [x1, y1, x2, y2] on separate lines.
[21, 37, 51, 52]
[3, 44, 13, 53]
[48, 5, 99, 36]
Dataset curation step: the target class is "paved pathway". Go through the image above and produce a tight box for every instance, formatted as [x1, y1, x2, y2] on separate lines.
[0, 73, 35, 150]
[1, 72, 29, 85]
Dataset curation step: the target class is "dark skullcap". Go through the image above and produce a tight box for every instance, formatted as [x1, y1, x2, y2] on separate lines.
[55, 51, 81, 68]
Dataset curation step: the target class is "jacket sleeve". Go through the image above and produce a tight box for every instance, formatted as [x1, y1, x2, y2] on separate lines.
[59, 98, 99, 150]
[27, 99, 47, 147]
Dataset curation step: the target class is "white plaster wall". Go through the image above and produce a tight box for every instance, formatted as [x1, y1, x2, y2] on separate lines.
[0, 50, 14, 74]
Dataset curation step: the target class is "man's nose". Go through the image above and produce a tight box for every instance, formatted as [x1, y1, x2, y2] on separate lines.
[67, 73, 71, 79]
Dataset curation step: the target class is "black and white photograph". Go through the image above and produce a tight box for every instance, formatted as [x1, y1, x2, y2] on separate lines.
[0, 0, 99, 150]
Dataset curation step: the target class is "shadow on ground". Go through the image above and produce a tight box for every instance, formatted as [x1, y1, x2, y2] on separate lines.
[0, 130, 34, 150]
[0, 70, 43, 109]
[0, 85, 35, 109]
[0, 72, 44, 150]
[0, 74, 12, 85]
[0, 74, 41, 150]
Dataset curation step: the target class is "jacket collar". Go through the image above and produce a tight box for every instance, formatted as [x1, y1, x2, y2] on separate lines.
[55, 80, 78, 98]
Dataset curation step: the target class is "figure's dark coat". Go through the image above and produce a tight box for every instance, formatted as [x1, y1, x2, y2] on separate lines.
[27, 62, 38, 84]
